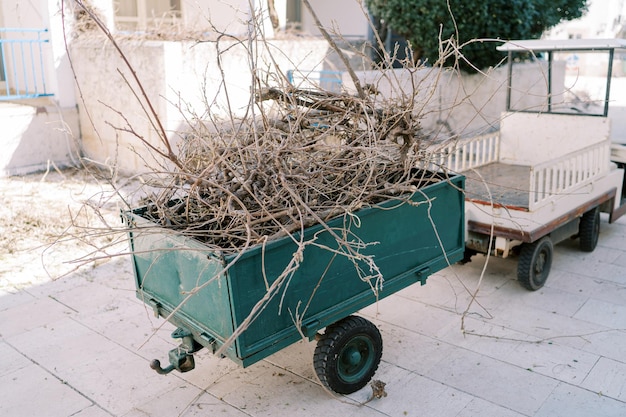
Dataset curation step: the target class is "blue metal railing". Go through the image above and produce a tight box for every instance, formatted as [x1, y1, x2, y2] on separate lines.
[0, 28, 53, 100]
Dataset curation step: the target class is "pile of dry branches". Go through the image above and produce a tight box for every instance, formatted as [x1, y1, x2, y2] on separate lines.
[141, 85, 443, 253]
[68, 0, 450, 256]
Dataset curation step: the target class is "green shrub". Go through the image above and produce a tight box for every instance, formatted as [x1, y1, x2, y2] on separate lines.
[366, 0, 588, 72]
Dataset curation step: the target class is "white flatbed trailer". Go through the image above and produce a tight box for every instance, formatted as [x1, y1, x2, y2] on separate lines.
[430, 39, 626, 290]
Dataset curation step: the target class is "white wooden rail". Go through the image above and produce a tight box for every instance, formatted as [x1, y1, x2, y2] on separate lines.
[421, 132, 500, 173]
[529, 141, 610, 210]
[422, 132, 611, 212]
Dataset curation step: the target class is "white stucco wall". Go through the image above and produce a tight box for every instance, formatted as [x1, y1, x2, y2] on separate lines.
[0, 1, 80, 176]
[72, 34, 573, 174]
[343, 61, 567, 139]
[180, 0, 253, 36]
[95, 0, 369, 39]
[300, 0, 369, 38]
[71, 38, 362, 173]
[0, 101, 80, 176]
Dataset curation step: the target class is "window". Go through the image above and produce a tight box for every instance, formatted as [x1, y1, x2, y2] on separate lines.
[115, 0, 181, 31]
[285, 0, 302, 30]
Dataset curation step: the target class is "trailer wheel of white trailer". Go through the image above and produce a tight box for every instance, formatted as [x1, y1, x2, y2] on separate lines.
[517, 236, 553, 291]
[579, 206, 600, 252]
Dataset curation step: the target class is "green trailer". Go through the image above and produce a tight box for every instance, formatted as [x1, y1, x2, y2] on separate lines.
[125, 173, 465, 394]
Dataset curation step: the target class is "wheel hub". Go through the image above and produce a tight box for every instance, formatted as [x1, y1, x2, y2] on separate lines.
[535, 252, 546, 273]
[344, 347, 362, 366]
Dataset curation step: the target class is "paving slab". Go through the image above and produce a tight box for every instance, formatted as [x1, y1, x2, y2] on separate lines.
[0, 362, 93, 417]
[123, 391, 252, 417]
[0, 287, 36, 312]
[366, 324, 465, 376]
[204, 360, 374, 417]
[0, 341, 31, 377]
[573, 298, 626, 329]
[0, 294, 74, 338]
[547, 268, 626, 307]
[440, 318, 600, 386]
[349, 364, 474, 417]
[581, 357, 626, 402]
[360, 291, 463, 339]
[426, 347, 560, 416]
[6, 316, 189, 416]
[534, 382, 626, 417]
[555, 250, 626, 285]
[456, 398, 527, 417]
[575, 329, 626, 363]
[2, 172, 626, 417]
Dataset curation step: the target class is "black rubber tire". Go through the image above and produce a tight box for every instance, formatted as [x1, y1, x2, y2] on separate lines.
[579, 206, 600, 252]
[313, 315, 382, 394]
[517, 236, 553, 291]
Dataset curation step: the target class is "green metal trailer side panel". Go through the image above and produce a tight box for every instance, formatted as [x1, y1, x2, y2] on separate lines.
[224, 176, 465, 361]
[126, 174, 465, 367]
[128, 230, 235, 344]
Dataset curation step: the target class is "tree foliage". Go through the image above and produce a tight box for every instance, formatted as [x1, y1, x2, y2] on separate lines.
[366, 0, 588, 72]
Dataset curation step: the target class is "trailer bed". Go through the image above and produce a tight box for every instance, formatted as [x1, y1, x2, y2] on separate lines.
[464, 163, 531, 210]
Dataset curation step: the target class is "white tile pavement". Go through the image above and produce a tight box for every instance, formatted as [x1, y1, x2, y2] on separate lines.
[1, 180, 626, 416]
